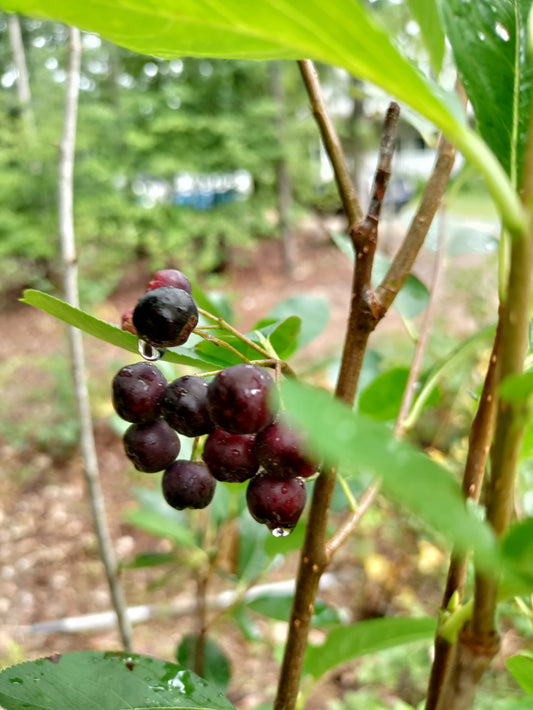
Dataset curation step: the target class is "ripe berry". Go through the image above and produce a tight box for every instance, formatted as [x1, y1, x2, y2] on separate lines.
[123, 419, 180, 473]
[253, 417, 318, 479]
[162, 460, 216, 510]
[207, 364, 277, 435]
[202, 428, 258, 482]
[246, 471, 307, 532]
[146, 268, 192, 294]
[133, 286, 198, 349]
[121, 306, 137, 336]
[162, 376, 215, 437]
[112, 362, 167, 423]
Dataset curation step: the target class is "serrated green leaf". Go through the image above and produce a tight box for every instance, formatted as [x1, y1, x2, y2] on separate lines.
[2, 0, 524, 231]
[0, 651, 236, 710]
[281, 380, 500, 570]
[507, 654, 533, 697]
[21, 289, 214, 369]
[406, 0, 446, 75]
[440, 0, 533, 187]
[303, 617, 437, 680]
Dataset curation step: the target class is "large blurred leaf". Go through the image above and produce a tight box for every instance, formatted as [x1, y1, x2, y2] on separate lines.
[0, 651, 236, 710]
[440, 0, 533, 186]
[21, 289, 217, 369]
[303, 617, 437, 680]
[359, 367, 410, 421]
[282, 380, 499, 570]
[406, 0, 446, 75]
[2, 0, 524, 231]
[507, 654, 533, 697]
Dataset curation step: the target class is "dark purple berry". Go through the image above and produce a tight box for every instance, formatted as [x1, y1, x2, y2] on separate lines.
[162, 460, 216, 510]
[253, 417, 318, 479]
[207, 364, 277, 435]
[146, 268, 192, 294]
[133, 286, 198, 348]
[162, 376, 215, 437]
[202, 428, 258, 483]
[123, 419, 181, 473]
[246, 471, 307, 531]
[112, 362, 167, 423]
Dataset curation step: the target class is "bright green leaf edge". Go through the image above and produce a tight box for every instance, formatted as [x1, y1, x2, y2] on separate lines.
[21, 289, 215, 369]
[3, 0, 526, 234]
[506, 654, 533, 697]
[303, 616, 437, 680]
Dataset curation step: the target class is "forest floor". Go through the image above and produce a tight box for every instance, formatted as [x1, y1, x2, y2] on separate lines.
[0, 216, 518, 709]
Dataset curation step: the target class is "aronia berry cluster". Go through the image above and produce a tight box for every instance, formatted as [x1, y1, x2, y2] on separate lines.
[113, 269, 317, 535]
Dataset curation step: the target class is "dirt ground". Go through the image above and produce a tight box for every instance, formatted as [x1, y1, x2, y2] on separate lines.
[0, 219, 509, 708]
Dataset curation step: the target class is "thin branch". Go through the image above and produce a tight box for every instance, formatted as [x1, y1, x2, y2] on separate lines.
[298, 60, 364, 227]
[375, 133, 456, 318]
[273, 102, 400, 710]
[396, 207, 448, 436]
[7, 13, 35, 135]
[425, 329, 499, 710]
[59, 26, 133, 652]
[434, 82, 533, 710]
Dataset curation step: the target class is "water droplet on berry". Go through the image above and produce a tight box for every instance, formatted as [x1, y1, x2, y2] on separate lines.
[138, 339, 166, 361]
[271, 526, 292, 538]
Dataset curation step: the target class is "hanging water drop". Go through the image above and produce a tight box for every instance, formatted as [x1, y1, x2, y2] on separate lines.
[138, 339, 165, 361]
[270, 526, 292, 538]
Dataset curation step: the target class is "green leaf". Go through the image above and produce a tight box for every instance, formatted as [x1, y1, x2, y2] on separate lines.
[499, 519, 533, 598]
[3, 0, 524, 231]
[303, 617, 437, 680]
[281, 380, 499, 570]
[123, 551, 177, 569]
[176, 635, 231, 694]
[246, 589, 341, 626]
[500, 371, 533, 402]
[359, 367, 410, 421]
[21, 289, 215, 370]
[263, 316, 302, 359]
[255, 295, 330, 352]
[507, 654, 533, 697]
[440, 0, 533, 186]
[125, 490, 200, 549]
[0, 651, 236, 710]
[406, 0, 446, 75]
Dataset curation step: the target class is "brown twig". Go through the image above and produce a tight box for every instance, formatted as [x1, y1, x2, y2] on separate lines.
[424, 328, 499, 710]
[298, 60, 364, 227]
[434, 79, 533, 710]
[273, 101, 400, 710]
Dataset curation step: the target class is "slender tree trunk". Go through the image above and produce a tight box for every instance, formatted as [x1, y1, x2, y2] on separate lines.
[58, 25, 133, 653]
[7, 13, 35, 135]
[271, 61, 294, 275]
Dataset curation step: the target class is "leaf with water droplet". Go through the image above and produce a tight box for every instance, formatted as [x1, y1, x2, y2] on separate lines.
[138, 339, 166, 361]
[440, 0, 533, 186]
[0, 651, 236, 710]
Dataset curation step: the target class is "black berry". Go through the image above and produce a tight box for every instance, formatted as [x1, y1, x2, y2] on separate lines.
[162, 376, 215, 437]
[133, 286, 198, 348]
[112, 362, 167, 423]
[202, 428, 259, 482]
[207, 364, 277, 434]
[253, 417, 318, 479]
[146, 268, 192, 294]
[123, 419, 181, 473]
[246, 471, 307, 532]
[162, 460, 216, 510]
